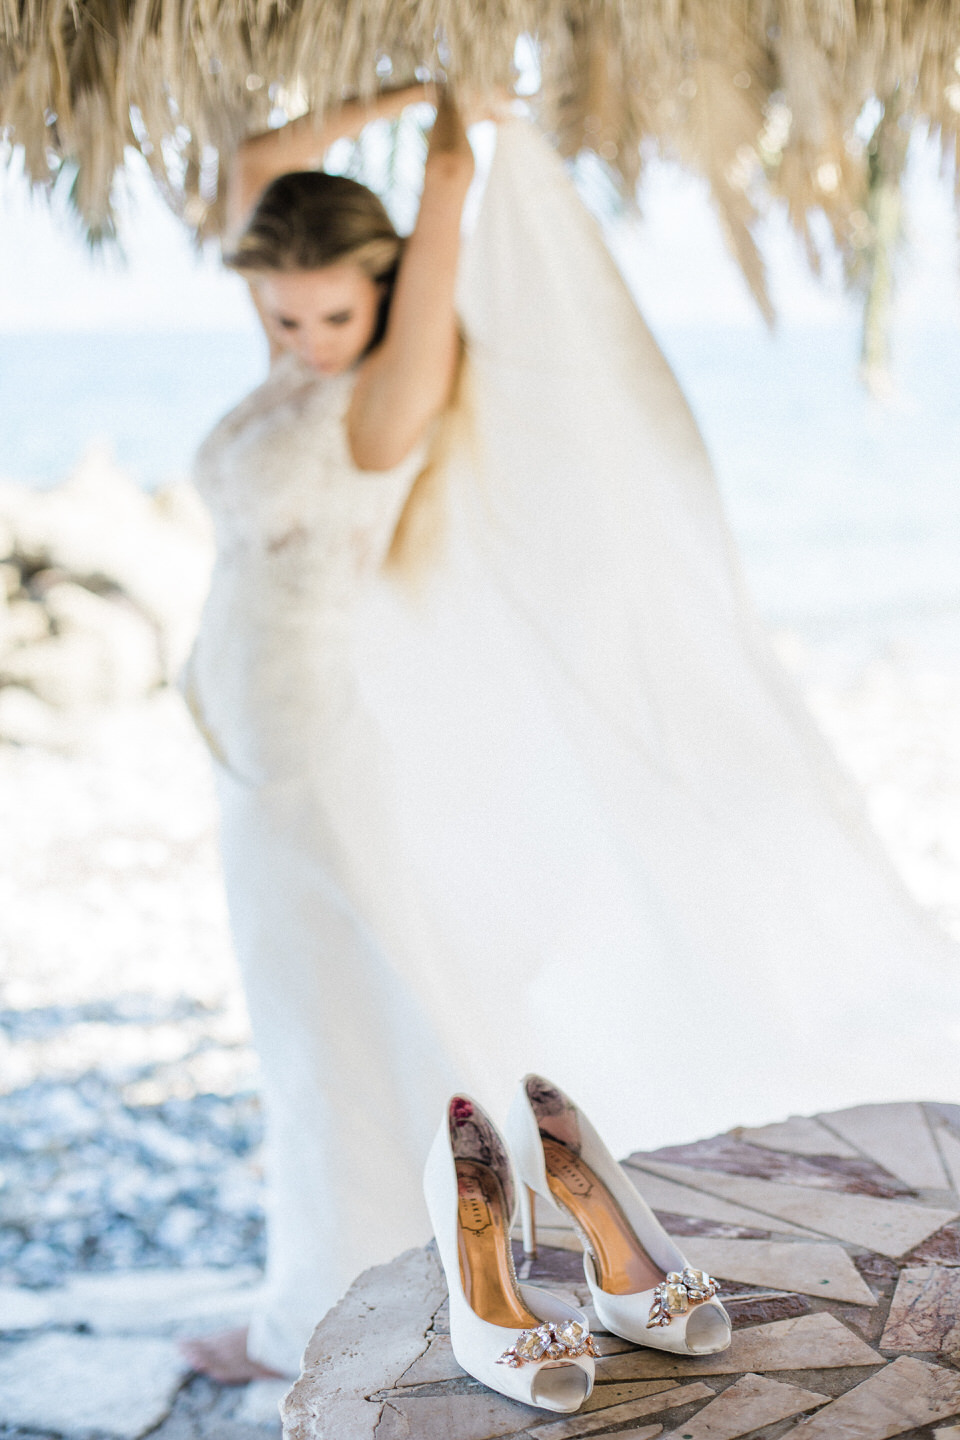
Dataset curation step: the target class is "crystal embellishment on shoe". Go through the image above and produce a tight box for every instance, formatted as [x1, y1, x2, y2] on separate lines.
[498, 1319, 599, 1367]
[647, 1268, 719, 1329]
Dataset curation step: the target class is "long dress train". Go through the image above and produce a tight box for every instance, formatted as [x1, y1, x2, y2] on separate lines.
[184, 117, 960, 1374]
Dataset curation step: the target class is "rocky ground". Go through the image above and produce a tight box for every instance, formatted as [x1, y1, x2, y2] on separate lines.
[0, 465, 284, 1440]
[0, 693, 281, 1440]
[1, 463, 960, 1439]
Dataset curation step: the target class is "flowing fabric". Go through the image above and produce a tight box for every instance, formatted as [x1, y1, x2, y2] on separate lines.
[186, 117, 960, 1374]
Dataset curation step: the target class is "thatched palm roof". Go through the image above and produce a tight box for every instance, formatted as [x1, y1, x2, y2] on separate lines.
[2, 1, 958, 359]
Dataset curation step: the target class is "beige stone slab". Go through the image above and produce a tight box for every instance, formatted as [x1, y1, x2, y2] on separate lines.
[632, 1159, 958, 1257]
[660, 1373, 830, 1439]
[881, 1267, 960, 1352]
[677, 1237, 877, 1306]
[595, 1312, 881, 1381]
[818, 1103, 948, 1190]
[934, 1123, 960, 1198]
[395, 1335, 465, 1386]
[934, 1426, 960, 1438]
[282, 1246, 447, 1440]
[737, 1117, 859, 1158]
[621, 1164, 816, 1238]
[789, 1355, 960, 1437]
[528, 1383, 714, 1440]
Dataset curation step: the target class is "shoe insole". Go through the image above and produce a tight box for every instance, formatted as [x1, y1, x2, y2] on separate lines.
[541, 1137, 665, 1295]
[456, 1159, 538, 1328]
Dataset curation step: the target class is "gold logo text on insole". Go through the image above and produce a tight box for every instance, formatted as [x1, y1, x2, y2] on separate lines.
[457, 1175, 493, 1234]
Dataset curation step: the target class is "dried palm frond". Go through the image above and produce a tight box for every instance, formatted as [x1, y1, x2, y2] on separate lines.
[2, 0, 959, 335]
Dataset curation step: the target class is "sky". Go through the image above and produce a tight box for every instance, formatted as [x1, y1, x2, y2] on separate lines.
[0, 121, 957, 336]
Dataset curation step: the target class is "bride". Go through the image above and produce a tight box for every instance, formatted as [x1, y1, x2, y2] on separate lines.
[179, 84, 960, 1381]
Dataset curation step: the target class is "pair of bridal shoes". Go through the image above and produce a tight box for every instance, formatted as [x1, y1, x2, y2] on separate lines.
[424, 1075, 731, 1415]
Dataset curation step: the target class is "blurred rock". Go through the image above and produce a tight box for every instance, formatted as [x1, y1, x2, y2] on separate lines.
[5, 595, 51, 645]
[0, 683, 78, 748]
[0, 445, 213, 744]
[0, 583, 162, 708]
[0, 560, 20, 597]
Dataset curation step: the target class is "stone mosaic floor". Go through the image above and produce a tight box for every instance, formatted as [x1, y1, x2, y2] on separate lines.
[284, 1101, 960, 1440]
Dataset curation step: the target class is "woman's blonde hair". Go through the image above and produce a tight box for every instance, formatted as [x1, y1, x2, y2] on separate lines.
[224, 171, 405, 352]
[226, 170, 471, 584]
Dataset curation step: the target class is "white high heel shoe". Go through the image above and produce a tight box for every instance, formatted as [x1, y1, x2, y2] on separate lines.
[423, 1093, 597, 1413]
[505, 1075, 732, 1356]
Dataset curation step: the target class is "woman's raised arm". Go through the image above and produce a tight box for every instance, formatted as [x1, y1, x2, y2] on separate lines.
[345, 91, 475, 472]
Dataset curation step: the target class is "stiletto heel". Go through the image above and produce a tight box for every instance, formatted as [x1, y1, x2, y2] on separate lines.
[520, 1184, 538, 1258]
[424, 1094, 596, 1412]
[506, 1075, 732, 1357]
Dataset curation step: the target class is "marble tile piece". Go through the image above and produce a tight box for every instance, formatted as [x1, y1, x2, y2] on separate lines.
[580, 1382, 683, 1414]
[789, 1355, 960, 1437]
[564, 1429, 662, 1440]
[634, 1136, 908, 1198]
[720, 1293, 811, 1326]
[934, 1426, 960, 1438]
[880, 1267, 960, 1353]
[818, 1103, 948, 1191]
[678, 1237, 877, 1306]
[620, 1165, 816, 1238]
[736, 1117, 859, 1158]
[934, 1123, 960, 1197]
[594, 1335, 642, 1356]
[374, 1390, 540, 1440]
[930, 1104, 960, 1135]
[0, 1332, 186, 1438]
[659, 1373, 830, 1439]
[903, 1221, 960, 1267]
[594, 1312, 880, 1381]
[527, 1383, 715, 1440]
[631, 1159, 958, 1257]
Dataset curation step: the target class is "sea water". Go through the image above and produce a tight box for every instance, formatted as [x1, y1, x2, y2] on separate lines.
[1, 324, 959, 649]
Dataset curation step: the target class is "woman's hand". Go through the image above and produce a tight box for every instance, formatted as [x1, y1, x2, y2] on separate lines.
[424, 88, 475, 181]
[456, 84, 516, 128]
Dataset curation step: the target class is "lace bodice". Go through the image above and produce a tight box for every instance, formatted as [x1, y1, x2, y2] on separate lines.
[184, 352, 429, 780]
[194, 352, 426, 592]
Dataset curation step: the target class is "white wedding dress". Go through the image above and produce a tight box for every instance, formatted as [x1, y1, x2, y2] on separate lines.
[184, 118, 960, 1374]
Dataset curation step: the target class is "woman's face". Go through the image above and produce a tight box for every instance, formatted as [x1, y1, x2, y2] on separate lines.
[254, 264, 384, 374]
